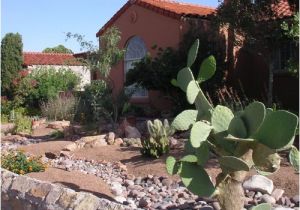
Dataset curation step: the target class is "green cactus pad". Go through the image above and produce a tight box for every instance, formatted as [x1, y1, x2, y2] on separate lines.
[242, 102, 266, 136]
[166, 156, 179, 175]
[187, 81, 200, 104]
[187, 39, 199, 67]
[211, 105, 234, 133]
[180, 155, 198, 163]
[219, 156, 250, 172]
[196, 141, 210, 166]
[180, 162, 215, 197]
[197, 55, 216, 83]
[190, 121, 212, 148]
[250, 203, 271, 210]
[289, 145, 299, 173]
[170, 78, 178, 87]
[194, 89, 213, 120]
[252, 143, 281, 174]
[172, 110, 198, 131]
[254, 110, 298, 149]
[177, 67, 195, 92]
[228, 116, 248, 138]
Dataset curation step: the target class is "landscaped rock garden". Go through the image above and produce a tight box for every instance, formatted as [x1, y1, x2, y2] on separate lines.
[1, 120, 299, 210]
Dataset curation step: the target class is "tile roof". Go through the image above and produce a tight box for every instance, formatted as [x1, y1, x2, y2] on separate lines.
[271, 0, 294, 19]
[23, 52, 82, 66]
[96, 0, 216, 36]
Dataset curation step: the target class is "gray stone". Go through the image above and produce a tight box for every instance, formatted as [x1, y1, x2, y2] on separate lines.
[272, 207, 294, 210]
[199, 206, 214, 210]
[271, 189, 285, 201]
[261, 194, 276, 204]
[124, 179, 134, 187]
[114, 196, 127, 203]
[161, 178, 172, 187]
[292, 195, 299, 204]
[212, 202, 221, 210]
[125, 126, 141, 138]
[107, 132, 115, 145]
[243, 175, 274, 194]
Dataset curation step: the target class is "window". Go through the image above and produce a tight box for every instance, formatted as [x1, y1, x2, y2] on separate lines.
[124, 36, 148, 97]
[272, 41, 298, 73]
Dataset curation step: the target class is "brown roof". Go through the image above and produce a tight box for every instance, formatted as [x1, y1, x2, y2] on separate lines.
[23, 52, 82, 66]
[96, 0, 216, 36]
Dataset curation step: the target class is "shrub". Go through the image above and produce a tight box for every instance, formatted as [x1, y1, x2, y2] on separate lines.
[23, 67, 80, 107]
[14, 115, 32, 134]
[41, 95, 78, 121]
[141, 119, 174, 158]
[1, 150, 46, 174]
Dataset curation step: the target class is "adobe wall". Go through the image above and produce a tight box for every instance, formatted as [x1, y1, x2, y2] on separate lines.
[1, 168, 126, 210]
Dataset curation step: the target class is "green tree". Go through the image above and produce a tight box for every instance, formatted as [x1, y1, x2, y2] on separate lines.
[1, 33, 23, 97]
[42, 44, 73, 54]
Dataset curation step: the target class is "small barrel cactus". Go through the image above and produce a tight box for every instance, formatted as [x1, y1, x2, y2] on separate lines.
[166, 39, 299, 210]
[141, 119, 174, 158]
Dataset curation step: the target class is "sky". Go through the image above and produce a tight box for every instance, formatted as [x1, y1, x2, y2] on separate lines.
[1, 0, 220, 53]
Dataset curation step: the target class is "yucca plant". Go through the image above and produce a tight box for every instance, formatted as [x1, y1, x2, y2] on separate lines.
[166, 39, 299, 210]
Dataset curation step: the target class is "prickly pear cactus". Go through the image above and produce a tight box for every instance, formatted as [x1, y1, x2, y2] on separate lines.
[166, 39, 299, 210]
[141, 119, 174, 158]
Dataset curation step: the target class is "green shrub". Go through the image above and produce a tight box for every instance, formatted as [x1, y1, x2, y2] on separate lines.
[41, 95, 78, 121]
[23, 67, 80, 107]
[1, 114, 9, 123]
[141, 119, 174, 158]
[14, 115, 32, 134]
[1, 150, 46, 174]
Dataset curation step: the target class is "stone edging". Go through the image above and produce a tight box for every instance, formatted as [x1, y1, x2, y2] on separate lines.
[1, 168, 127, 210]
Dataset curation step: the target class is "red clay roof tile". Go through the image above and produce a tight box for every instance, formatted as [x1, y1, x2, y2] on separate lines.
[23, 52, 81, 66]
[271, 0, 294, 18]
[96, 0, 216, 37]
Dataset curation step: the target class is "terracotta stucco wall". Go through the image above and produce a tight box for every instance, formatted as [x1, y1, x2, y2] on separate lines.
[102, 4, 186, 110]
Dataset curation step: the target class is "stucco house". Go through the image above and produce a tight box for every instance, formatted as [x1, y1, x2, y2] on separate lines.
[23, 52, 90, 90]
[95, 0, 298, 110]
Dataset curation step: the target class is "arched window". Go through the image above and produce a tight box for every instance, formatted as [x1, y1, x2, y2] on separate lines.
[124, 36, 148, 97]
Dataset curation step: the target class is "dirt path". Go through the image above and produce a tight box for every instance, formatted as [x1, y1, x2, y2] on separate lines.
[27, 167, 114, 201]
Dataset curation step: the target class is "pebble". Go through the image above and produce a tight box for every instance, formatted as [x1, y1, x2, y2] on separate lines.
[271, 189, 285, 201]
[261, 194, 276, 204]
[139, 198, 148, 208]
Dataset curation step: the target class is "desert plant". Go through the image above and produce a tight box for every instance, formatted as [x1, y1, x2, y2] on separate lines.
[1, 150, 46, 174]
[166, 39, 299, 210]
[41, 95, 78, 121]
[14, 115, 32, 134]
[141, 119, 174, 158]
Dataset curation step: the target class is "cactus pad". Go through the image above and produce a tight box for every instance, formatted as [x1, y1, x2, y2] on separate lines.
[250, 203, 271, 210]
[197, 55, 216, 83]
[289, 145, 299, 173]
[254, 110, 298, 149]
[190, 121, 212, 148]
[172, 110, 198, 131]
[177, 67, 195, 92]
[166, 156, 179, 175]
[195, 141, 210, 166]
[180, 162, 215, 197]
[211, 105, 234, 133]
[180, 155, 198, 163]
[228, 116, 248, 138]
[187, 39, 199, 67]
[187, 81, 200, 104]
[219, 156, 250, 172]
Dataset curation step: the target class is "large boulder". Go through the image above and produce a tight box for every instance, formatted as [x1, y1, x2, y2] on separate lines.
[125, 126, 141, 139]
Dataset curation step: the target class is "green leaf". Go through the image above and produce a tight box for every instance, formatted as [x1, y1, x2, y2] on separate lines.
[289, 145, 299, 173]
[166, 156, 179, 175]
[180, 162, 215, 197]
[172, 110, 198, 131]
[180, 155, 198, 163]
[177, 67, 194, 92]
[196, 141, 210, 166]
[187, 39, 199, 67]
[197, 55, 216, 83]
[241, 102, 266, 136]
[186, 81, 200, 104]
[224, 135, 254, 142]
[190, 121, 212, 148]
[250, 203, 271, 210]
[170, 78, 178, 87]
[228, 116, 248, 138]
[219, 156, 250, 172]
[211, 105, 234, 133]
[254, 110, 298, 149]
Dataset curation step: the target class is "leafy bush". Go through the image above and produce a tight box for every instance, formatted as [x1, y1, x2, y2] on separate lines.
[21, 67, 80, 107]
[41, 95, 78, 121]
[1, 150, 46, 174]
[141, 119, 174, 158]
[14, 115, 32, 134]
[1, 114, 9, 123]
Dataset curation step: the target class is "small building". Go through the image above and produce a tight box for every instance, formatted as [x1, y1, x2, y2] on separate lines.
[23, 52, 90, 90]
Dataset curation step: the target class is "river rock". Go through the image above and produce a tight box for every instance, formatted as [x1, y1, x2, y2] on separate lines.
[271, 189, 285, 201]
[243, 175, 274, 194]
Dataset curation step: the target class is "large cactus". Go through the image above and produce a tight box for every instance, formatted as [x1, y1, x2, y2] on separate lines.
[166, 39, 299, 210]
[141, 119, 174, 158]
